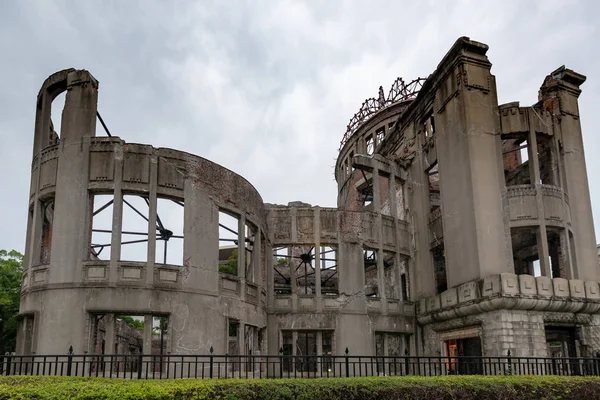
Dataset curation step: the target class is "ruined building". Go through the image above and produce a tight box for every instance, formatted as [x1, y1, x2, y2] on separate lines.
[17, 37, 600, 366]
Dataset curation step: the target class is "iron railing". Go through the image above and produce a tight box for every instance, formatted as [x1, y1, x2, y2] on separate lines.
[2, 350, 600, 379]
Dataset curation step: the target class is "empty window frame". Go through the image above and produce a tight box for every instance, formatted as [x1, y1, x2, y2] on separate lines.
[364, 248, 378, 297]
[376, 127, 385, 145]
[153, 316, 169, 355]
[120, 195, 150, 262]
[245, 221, 257, 282]
[432, 244, 447, 294]
[511, 226, 566, 278]
[40, 199, 55, 264]
[503, 136, 531, 186]
[219, 210, 240, 276]
[273, 245, 338, 295]
[114, 314, 144, 356]
[281, 331, 293, 372]
[154, 198, 184, 265]
[428, 163, 440, 212]
[273, 247, 292, 294]
[319, 246, 339, 295]
[90, 194, 114, 260]
[382, 251, 398, 299]
[49, 92, 66, 146]
[227, 319, 240, 358]
[366, 135, 375, 155]
[423, 114, 435, 138]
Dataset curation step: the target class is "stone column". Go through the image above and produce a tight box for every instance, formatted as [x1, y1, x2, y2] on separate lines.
[314, 207, 322, 311]
[316, 331, 323, 375]
[527, 112, 551, 277]
[540, 67, 598, 281]
[435, 38, 512, 286]
[109, 145, 123, 285]
[143, 315, 153, 355]
[104, 314, 116, 355]
[372, 167, 380, 210]
[238, 214, 246, 301]
[50, 70, 98, 284]
[388, 173, 398, 219]
[290, 208, 298, 311]
[146, 155, 158, 285]
[254, 228, 262, 286]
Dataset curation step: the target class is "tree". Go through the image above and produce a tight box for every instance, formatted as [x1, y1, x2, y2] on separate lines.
[0, 250, 23, 354]
[117, 315, 144, 332]
[218, 249, 238, 275]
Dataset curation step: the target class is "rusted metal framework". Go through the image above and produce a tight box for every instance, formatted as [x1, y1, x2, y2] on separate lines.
[340, 77, 425, 150]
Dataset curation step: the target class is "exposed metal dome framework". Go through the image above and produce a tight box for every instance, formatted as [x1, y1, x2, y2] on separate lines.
[340, 77, 425, 151]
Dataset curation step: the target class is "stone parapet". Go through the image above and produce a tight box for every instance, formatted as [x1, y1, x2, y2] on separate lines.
[417, 273, 600, 324]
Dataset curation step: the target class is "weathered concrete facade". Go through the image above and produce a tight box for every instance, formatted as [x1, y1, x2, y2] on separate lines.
[17, 37, 600, 364]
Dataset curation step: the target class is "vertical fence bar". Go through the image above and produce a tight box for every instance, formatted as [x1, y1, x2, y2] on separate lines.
[344, 348, 349, 378]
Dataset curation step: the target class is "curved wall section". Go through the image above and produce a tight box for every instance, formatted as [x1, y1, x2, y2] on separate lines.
[19, 69, 268, 356]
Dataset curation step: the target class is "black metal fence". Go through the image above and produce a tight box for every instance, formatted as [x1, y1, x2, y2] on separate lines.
[2, 350, 600, 379]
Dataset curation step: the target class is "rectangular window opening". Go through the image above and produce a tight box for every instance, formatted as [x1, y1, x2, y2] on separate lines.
[320, 245, 339, 296]
[152, 316, 169, 355]
[245, 222, 256, 282]
[376, 127, 385, 145]
[155, 197, 184, 266]
[90, 194, 114, 260]
[120, 195, 150, 262]
[511, 227, 544, 277]
[428, 163, 440, 213]
[274, 247, 292, 295]
[49, 92, 66, 146]
[40, 199, 55, 264]
[383, 251, 398, 299]
[364, 248, 378, 297]
[432, 244, 447, 294]
[219, 210, 240, 276]
[366, 136, 375, 155]
[114, 314, 144, 357]
[503, 136, 531, 186]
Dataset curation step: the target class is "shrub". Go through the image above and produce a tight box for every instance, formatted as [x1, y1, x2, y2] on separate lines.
[1, 375, 600, 399]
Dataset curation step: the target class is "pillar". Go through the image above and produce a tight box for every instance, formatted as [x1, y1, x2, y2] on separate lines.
[49, 70, 98, 284]
[146, 155, 158, 285]
[316, 331, 323, 375]
[435, 38, 512, 286]
[527, 111, 551, 277]
[238, 214, 246, 301]
[109, 145, 123, 285]
[314, 207, 322, 310]
[104, 314, 116, 355]
[143, 315, 153, 355]
[540, 67, 598, 281]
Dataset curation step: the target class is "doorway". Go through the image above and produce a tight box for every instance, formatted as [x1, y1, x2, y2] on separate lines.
[545, 326, 580, 375]
[444, 337, 482, 374]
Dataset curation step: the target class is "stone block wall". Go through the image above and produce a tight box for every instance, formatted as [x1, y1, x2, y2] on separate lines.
[481, 310, 546, 357]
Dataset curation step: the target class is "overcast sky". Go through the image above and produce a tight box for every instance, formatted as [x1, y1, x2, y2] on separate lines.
[1, 0, 599, 255]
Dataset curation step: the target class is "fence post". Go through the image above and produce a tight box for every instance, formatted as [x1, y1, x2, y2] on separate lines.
[404, 348, 409, 376]
[5, 354, 11, 376]
[67, 346, 74, 377]
[209, 346, 214, 379]
[506, 349, 512, 376]
[137, 354, 143, 379]
[345, 347, 349, 378]
[279, 348, 283, 378]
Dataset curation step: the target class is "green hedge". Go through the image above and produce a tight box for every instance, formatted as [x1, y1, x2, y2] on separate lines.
[1, 375, 600, 399]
